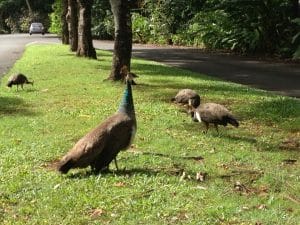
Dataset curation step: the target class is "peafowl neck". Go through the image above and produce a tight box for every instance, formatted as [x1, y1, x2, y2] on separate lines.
[118, 81, 135, 116]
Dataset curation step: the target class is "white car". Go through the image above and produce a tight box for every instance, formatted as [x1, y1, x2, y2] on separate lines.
[29, 23, 45, 35]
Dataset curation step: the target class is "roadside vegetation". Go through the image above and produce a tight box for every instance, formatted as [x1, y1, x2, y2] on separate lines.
[0, 44, 299, 224]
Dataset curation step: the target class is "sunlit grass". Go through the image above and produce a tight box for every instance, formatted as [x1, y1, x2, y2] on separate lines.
[0, 44, 299, 224]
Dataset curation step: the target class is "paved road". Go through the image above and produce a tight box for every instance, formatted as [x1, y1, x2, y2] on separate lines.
[0, 34, 59, 77]
[95, 40, 300, 98]
[1, 34, 299, 98]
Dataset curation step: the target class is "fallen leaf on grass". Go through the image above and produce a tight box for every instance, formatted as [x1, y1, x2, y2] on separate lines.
[89, 208, 105, 218]
[53, 184, 60, 190]
[180, 172, 186, 182]
[114, 182, 126, 187]
[284, 194, 300, 204]
[194, 185, 207, 190]
[257, 204, 267, 210]
[196, 172, 207, 182]
[234, 181, 253, 194]
[179, 171, 193, 181]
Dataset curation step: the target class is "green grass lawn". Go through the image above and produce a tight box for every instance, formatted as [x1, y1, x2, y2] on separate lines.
[0, 44, 299, 225]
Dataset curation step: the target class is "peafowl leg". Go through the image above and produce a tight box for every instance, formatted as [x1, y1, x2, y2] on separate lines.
[203, 122, 209, 134]
[214, 124, 219, 134]
[114, 157, 119, 171]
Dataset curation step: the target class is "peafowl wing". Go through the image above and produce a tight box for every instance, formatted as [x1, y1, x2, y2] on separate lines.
[91, 113, 136, 172]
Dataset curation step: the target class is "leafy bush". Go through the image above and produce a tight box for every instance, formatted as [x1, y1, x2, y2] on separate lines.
[291, 18, 300, 59]
[129, 0, 299, 57]
[132, 13, 151, 43]
[49, 0, 62, 34]
[91, 0, 113, 39]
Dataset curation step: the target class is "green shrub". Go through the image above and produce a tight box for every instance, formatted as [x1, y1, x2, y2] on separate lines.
[132, 13, 151, 43]
[49, 0, 61, 35]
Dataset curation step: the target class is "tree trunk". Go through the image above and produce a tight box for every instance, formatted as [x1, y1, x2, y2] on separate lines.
[108, 0, 132, 81]
[77, 0, 97, 59]
[25, 0, 32, 15]
[291, 0, 299, 18]
[61, 0, 69, 44]
[67, 0, 78, 51]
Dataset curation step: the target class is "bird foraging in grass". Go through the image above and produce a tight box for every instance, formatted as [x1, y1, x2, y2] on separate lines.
[57, 69, 137, 174]
[171, 89, 200, 109]
[190, 100, 239, 134]
[7, 73, 34, 90]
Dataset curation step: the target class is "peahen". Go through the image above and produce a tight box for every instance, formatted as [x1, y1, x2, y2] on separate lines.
[171, 89, 200, 109]
[190, 101, 239, 133]
[7, 73, 33, 90]
[57, 72, 137, 174]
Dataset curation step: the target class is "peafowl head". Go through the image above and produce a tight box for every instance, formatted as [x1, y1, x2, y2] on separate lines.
[118, 66, 135, 115]
[7, 81, 13, 87]
[188, 98, 201, 122]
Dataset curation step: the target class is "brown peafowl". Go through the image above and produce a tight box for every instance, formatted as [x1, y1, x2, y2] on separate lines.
[190, 101, 239, 133]
[171, 89, 200, 109]
[7, 73, 33, 90]
[57, 72, 137, 174]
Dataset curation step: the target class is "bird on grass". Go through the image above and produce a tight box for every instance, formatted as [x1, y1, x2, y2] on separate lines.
[171, 89, 200, 109]
[190, 100, 239, 134]
[7, 73, 34, 90]
[57, 70, 137, 174]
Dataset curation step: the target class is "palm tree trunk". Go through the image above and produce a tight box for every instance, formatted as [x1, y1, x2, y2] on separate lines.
[25, 0, 32, 15]
[108, 0, 132, 81]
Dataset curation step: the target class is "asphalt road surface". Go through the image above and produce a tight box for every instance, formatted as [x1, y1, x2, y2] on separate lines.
[1, 34, 299, 98]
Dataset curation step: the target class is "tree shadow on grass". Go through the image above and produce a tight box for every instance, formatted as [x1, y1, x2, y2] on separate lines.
[240, 98, 300, 122]
[0, 96, 38, 116]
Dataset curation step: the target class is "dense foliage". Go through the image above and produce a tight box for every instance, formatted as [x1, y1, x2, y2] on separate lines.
[130, 0, 300, 58]
[90, 0, 300, 58]
[0, 0, 54, 33]
[49, 0, 62, 34]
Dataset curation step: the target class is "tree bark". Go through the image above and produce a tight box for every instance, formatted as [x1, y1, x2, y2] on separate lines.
[291, 0, 299, 18]
[67, 0, 78, 51]
[108, 0, 132, 81]
[61, 0, 69, 44]
[25, 0, 32, 15]
[77, 0, 97, 59]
